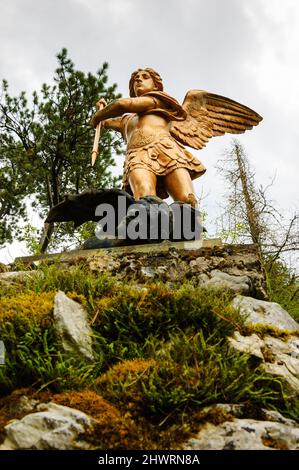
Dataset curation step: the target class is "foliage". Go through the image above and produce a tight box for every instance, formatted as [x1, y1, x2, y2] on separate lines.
[90, 283, 241, 369]
[96, 334, 284, 419]
[215, 140, 299, 315]
[0, 291, 54, 325]
[0, 137, 31, 247]
[23, 261, 114, 308]
[0, 48, 123, 249]
[20, 223, 43, 255]
[216, 140, 298, 264]
[0, 324, 95, 393]
[266, 260, 299, 321]
[0, 264, 298, 449]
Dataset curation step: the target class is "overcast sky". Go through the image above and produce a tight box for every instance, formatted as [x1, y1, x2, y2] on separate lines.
[0, 0, 298, 263]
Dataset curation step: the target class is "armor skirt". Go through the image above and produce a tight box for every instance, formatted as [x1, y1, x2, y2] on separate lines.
[122, 132, 206, 199]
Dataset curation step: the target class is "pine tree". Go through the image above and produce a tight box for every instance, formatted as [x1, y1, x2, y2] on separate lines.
[0, 137, 31, 247]
[0, 48, 123, 251]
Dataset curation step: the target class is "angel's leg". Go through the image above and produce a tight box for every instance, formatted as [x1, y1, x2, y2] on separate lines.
[128, 168, 157, 199]
[164, 168, 198, 207]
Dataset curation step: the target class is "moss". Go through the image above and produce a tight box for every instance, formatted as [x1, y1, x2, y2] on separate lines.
[0, 262, 298, 448]
[97, 358, 156, 384]
[0, 388, 37, 444]
[24, 262, 114, 303]
[261, 346, 276, 363]
[191, 407, 235, 427]
[0, 291, 54, 328]
[0, 290, 96, 395]
[261, 436, 289, 450]
[96, 359, 157, 413]
[242, 323, 299, 340]
[51, 390, 142, 449]
[91, 284, 242, 355]
[66, 291, 87, 305]
[95, 337, 288, 422]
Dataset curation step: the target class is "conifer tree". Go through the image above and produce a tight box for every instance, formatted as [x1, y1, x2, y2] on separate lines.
[0, 48, 123, 250]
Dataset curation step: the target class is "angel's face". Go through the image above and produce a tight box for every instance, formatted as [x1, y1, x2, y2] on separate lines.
[133, 70, 156, 96]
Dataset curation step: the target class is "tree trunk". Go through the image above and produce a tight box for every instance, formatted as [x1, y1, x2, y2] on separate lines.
[235, 143, 262, 258]
[39, 222, 54, 253]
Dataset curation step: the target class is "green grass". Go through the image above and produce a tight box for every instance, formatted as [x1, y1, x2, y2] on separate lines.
[0, 261, 298, 449]
[96, 331, 287, 418]
[265, 260, 299, 321]
[0, 261, 114, 308]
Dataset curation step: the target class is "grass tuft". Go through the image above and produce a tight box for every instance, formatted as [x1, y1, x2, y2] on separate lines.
[0, 262, 298, 448]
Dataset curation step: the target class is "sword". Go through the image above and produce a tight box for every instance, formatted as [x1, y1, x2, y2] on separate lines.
[91, 100, 105, 166]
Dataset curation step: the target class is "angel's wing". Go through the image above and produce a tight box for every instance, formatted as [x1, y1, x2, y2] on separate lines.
[170, 90, 262, 150]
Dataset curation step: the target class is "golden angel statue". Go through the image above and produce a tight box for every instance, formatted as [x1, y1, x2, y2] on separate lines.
[44, 68, 262, 250]
[91, 68, 262, 208]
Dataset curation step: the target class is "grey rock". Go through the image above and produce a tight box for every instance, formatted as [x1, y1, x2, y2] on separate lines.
[228, 332, 264, 359]
[195, 403, 244, 419]
[261, 409, 298, 426]
[0, 271, 43, 282]
[232, 295, 299, 331]
[140, 266, 156, 279]
[189, 257, 210, 272]
[185, 418, 299, 450]
[228, 332, 299, 393]
[192, 403, 297, 425]
[184, 405, 299, 450]
[198, 273, 210, 284]
[264, 361, 299, 392]
[0, 403, 96, 450]
[13, 396, 39, 415]
[53, 291, 94, 361]
[15, 243, 266, 297]
[206, 270, 251, 294]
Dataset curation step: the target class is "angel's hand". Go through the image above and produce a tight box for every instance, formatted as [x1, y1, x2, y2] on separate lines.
[91, 99, 108, 127]
[96, 98, 107, 108]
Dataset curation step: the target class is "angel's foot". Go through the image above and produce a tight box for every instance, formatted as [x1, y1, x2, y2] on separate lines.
[185, 193, 198, 209]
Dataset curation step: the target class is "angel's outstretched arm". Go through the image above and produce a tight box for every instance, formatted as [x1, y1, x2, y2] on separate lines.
[91, 97, 157, 128]
[101, 118, 123, 133]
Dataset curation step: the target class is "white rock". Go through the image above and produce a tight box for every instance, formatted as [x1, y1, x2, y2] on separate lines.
[53, 291, 94, 361]
[206, 270, 251, 294]
[261, 409, 298, 426]
[228, 332, 264, 359]
[0, 403, 96, 450]
[232, 295, 299, 331]
[13, 395, 39, 415]
[185, 419, 299, 450]
[140, 266, 156, 278]
[184, 410, 299, 450]
[189, 257, 210, 272]
[0, 271, 43, 282]
[228, 332, 299, 393]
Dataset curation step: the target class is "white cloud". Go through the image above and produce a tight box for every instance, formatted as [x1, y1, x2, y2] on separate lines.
[0, 0, 298, 262]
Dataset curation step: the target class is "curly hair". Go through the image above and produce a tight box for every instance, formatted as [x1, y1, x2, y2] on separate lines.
[129, 68, 163, 97]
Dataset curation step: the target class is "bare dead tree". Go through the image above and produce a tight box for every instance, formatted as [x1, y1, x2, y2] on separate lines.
[216, 140, 299, 273]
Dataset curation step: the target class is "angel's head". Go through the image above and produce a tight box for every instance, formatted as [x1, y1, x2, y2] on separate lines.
[129, 68, 163, 97]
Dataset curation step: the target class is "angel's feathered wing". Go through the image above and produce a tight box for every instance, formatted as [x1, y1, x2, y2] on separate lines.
[170, 90, 262, 150]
